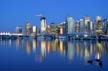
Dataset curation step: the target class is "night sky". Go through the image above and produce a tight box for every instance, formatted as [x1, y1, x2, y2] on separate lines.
[0, 0, 108, 32]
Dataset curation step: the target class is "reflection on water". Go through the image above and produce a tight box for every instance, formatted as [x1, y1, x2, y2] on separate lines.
[32, 39, 36, 53]
[0, 39, 108, 70]
[41, 41, 46, 57]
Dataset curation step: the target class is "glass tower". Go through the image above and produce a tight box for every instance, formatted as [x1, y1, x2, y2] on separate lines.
[26, 23, 32, 36]
[40, 17, 46, 34]
[66, 17, 74, 34]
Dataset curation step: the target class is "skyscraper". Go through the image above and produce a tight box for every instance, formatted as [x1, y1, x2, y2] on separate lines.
[79, 19, 84, 33]
[84, 16, 90, 34]
[75, 21, 80, 33]
[26, 23, 32, 36]
[95, 16, 103, 37]
[50, 23, 56, 34]
[32, 26, 37, 33]
[32, 26, 37, 37]
[96, 16, 102, 22]
[103, 18, 108, 35]
[88, 21, 93, 35]
[46, 25, 51, 34]
[40, 17, 46, 34]
[57, 24, 63, 35]
[84, 16, 90, 25]
[66, 17, 74, 34]
[16, 26, 22, 33]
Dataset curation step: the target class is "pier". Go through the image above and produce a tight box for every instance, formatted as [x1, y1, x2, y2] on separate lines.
[0, 32, 108, 41]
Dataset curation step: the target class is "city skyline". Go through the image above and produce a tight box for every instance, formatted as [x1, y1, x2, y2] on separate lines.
[0, 16, 108, 32]
[0, 0, 108, 32]
[1, 0, 108, 71]
[1, 15, 108, 41]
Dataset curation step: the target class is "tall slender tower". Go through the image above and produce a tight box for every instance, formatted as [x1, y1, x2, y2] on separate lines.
[103, 18, 108, 35]
[95, 16, 103, 37]
[40, 17, 46, 34]
[75, 21, 80, 33]
[79, 19, 84, 33]
[26, 23, 32, 36]
[84, 16, 90, 34]
[32, 26, 37, 37]
[32, 26, 37, 33]
[66, 17, 74, 34]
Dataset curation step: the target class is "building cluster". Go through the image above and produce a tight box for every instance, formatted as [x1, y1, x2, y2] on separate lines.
[16, 16, 108, 38]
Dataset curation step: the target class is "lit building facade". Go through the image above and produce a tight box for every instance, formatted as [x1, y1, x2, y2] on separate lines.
[84, 16, 90, 34]
[102, 18, 108, 35]
[95, 16, 103, 37]
[26, 23, 32, 36]
[40, 17, 46, 34]
[16, 26, 22, 33]
[66, 17, 74, 34]
[57, 24, 63, 35]
[32, 26, 37, 33]
[50, 23, 56, 34]
[96, 16, 102, 22]
[75, 21, 80, 33]
[46, 25, 51, 34]
[79, 19, 84, 33]
[88, 21, 93, 35]
[31, 26, 37, 37]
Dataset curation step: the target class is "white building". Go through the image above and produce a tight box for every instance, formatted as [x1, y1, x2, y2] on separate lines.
[32, 26, 37, 33]
[67, 17, 74, 34]
[40, 17, 46, 34]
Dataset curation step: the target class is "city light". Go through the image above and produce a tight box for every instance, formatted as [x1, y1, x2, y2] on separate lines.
[0, 16, 108, 40]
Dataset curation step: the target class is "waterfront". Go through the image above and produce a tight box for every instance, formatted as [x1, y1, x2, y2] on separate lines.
[0, 39, 108, 71]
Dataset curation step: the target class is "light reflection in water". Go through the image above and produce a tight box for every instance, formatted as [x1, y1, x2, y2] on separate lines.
[9, 39, 11, 46]
[32, 39, 37, 53]
[16, 39, 24, 48]
[47, 41, 51, 53]
[26, 40, 31, 54]
[67, 41, 75, 61]
[51, 39, 58, 52]
[95, 41, 103, 60]
[59, 40, 64, 54]
[41, 41, 46, 58]
[0, 39, 108, 67]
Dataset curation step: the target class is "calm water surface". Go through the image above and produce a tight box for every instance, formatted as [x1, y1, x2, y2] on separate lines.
[0, 39, 108, 71]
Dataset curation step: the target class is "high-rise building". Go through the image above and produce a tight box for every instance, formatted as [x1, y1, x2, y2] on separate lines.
[96, 16, 102, 22]
[31, 26, 37, 37]
[46, 25, 51, 34]
[26, 23, 32, 36]
[50, 23, 56, 34]
[56, 22, 66, 35]
[79, 19, 84, 33]
[75, 21, 80, 37]
[40, 17, 46, 34]
[88, 21, 93, 35]
[62, 22, 67, 35]
[32, 26, 37, 33]
[75, 21, 80, 33]
[84, 16, 90, 25]
[103, 18, 108, 35]
[84, 16, 90, 34]
[66, 17, 74, 34]
[95, 16, 103, 37]
[58, 24, 63, 35]
[106, 18, 108, 35]
[16, 26, 22, 33]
